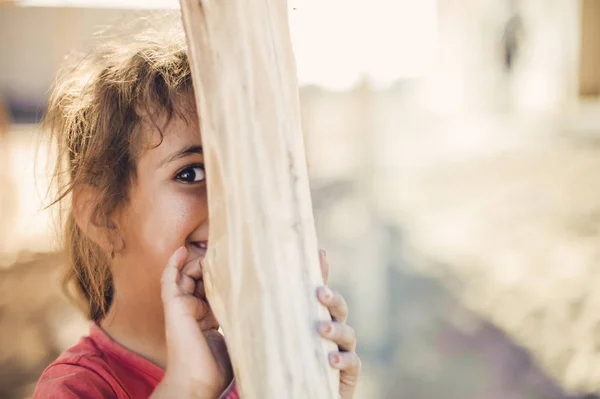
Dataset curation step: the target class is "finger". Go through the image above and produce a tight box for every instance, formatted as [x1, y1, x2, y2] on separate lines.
[195, 279, 206, 299]
[170, 295, 208, 320]
[319, 249, 328, 285]
[182, 257, 203, 280]
[317, 286, 348, 323]
[318, 321, 356, 351]
[329, 351, 361, 398]
[328, 351, 361, 373]
[181, 259, 202, 295]
[198, 308, 219, 330]
[161, 246, 188, 303]
[180, 274, 196, 295]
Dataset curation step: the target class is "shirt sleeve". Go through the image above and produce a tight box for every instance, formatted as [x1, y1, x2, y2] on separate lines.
[33, 364, 117, 399]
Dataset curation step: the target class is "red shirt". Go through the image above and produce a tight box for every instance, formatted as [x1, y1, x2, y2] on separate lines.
[33, 323, 238, 399]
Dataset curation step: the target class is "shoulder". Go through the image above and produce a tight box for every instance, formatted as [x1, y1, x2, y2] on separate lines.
[34, 363, 117, 398]
[33, 337, 122, 398]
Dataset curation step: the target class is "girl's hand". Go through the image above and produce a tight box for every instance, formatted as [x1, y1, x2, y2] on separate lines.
[317, 250, 362, 399]
[154, 247, 360, 398]
[152, 247, 232, 399]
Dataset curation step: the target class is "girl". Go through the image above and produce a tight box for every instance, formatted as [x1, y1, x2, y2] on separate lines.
[33, 15, 361, 399]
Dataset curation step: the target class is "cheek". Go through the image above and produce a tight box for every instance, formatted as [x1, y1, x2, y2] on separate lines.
[149, 189, 208, 254]
[126, 187, 208, 265]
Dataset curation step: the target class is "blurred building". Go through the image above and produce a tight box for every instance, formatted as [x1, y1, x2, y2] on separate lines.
[3, 1, 600, 398]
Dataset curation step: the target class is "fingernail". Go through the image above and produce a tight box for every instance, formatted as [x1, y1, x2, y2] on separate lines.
[321, 286, 333, 300]
[319, 249, 327, 258]
[319, 322, 333, 336]
[330, 353, 341, 365]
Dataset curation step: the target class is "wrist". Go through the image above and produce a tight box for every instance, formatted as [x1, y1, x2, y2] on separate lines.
[152, 373, 221, 399]
[150, 375, 191, 399]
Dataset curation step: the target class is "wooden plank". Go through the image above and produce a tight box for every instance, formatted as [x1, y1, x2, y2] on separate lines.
[580, 0, 600, 97]
[179, 1, 339, 398]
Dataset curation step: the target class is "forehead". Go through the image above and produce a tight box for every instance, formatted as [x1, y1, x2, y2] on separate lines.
[137, 111, 202, 162]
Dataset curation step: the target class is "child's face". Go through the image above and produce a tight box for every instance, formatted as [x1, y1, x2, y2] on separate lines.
[113, 109, 209, 315]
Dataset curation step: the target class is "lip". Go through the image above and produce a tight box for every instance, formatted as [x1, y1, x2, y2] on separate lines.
[189, 240, 208, 257]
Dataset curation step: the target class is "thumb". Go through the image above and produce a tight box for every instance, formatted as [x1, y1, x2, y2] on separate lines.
[161, 248, 224, 393]
[161, 246, 188, 304]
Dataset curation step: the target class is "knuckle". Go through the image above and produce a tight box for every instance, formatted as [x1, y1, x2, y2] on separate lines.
[332, 295, 348, 313]
[354, 354, 362, 370]
[342, 326, 356, 349]
[347, 325, 356, 341]
[332, 291, 343, 304]
[340, 297, 349, 312]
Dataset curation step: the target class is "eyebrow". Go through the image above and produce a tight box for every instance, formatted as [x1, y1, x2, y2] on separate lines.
[160, 144, 203, 167]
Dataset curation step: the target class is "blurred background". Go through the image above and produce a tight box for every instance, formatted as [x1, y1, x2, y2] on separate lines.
[2, 0, 600, 398]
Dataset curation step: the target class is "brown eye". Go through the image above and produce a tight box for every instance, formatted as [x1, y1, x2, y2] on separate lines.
[175, 165, 206, 183]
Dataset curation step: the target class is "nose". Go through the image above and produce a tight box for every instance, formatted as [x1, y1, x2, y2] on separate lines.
[191, 217, 210, 242]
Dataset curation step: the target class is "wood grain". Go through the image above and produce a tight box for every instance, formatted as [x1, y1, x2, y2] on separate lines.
[179, 1, 339, 397]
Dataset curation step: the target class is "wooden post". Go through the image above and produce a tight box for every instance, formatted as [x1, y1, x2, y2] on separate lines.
[579, 0, 600, 97]
[179, 1, 339, 398]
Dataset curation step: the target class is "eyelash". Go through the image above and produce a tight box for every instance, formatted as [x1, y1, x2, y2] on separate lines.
[174, 163, 206, 184]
